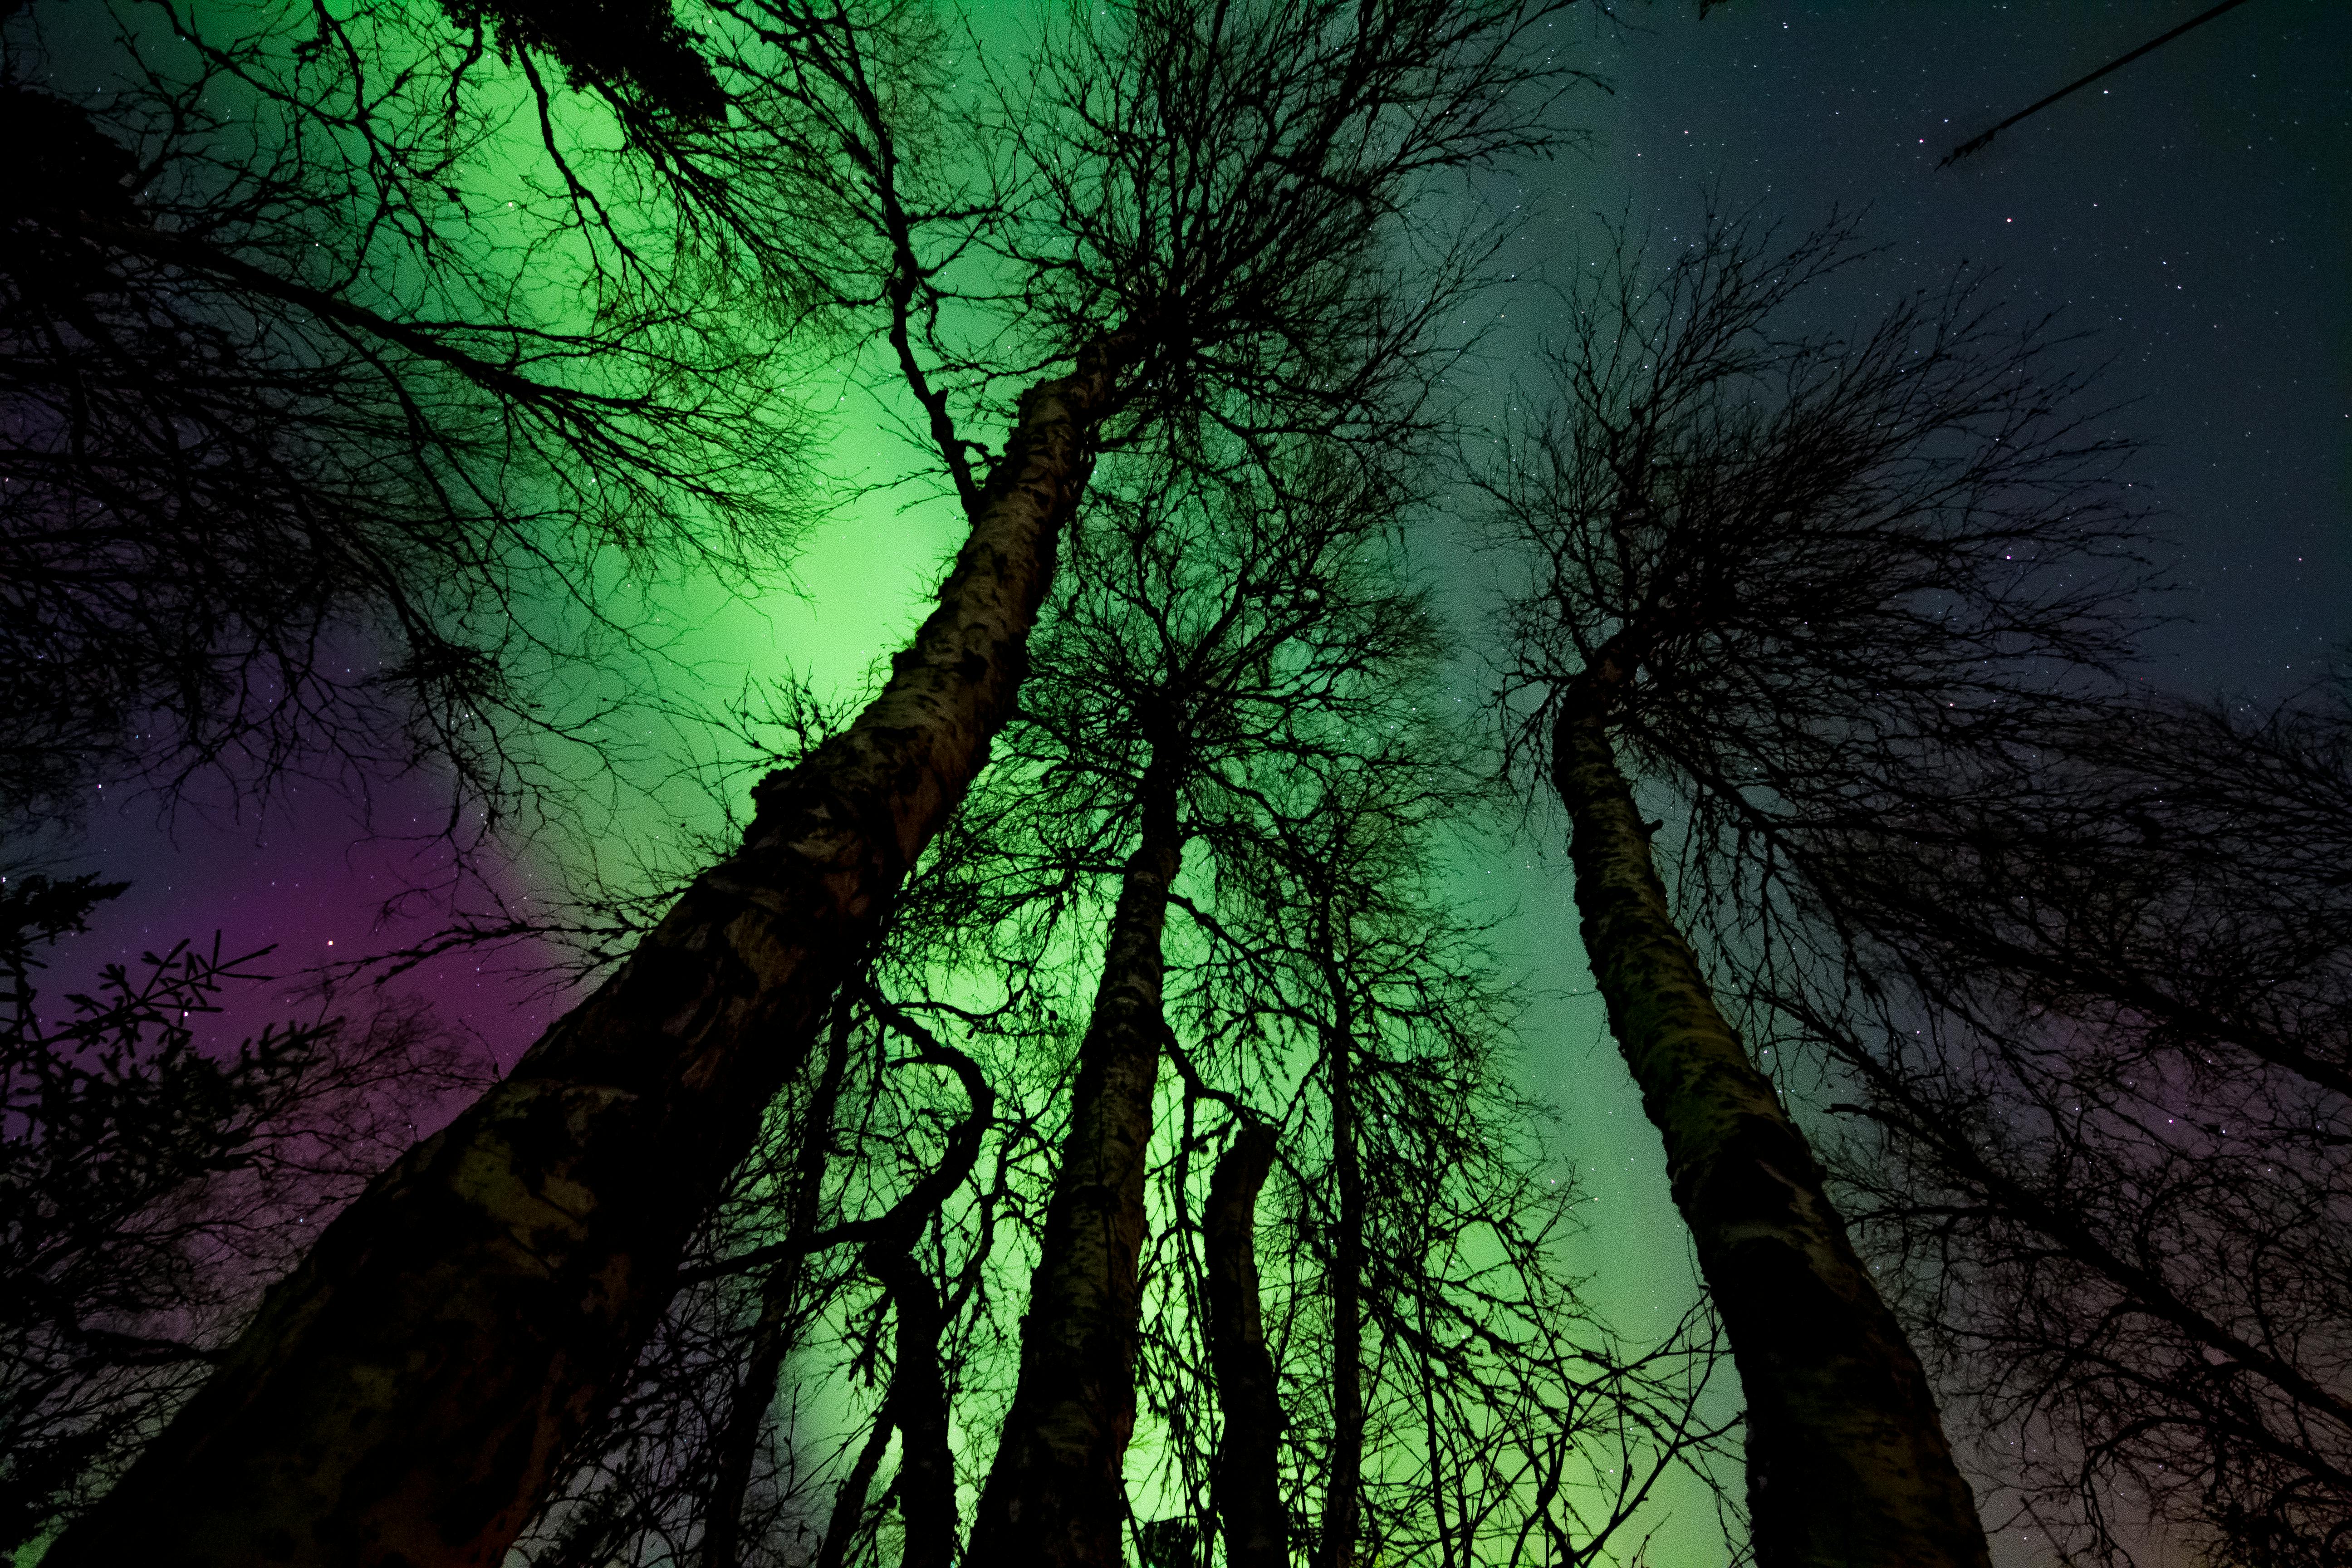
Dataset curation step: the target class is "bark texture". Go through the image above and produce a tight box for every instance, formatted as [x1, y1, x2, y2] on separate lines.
[1205, 1123, 1287, 1568]
[701, 1006, 856, 1568]
[964, 766, 1183, 1568]
[870, 1246, 957, 1568]
[44, 348, 1127, 1568]
[1318, 968, 1365, 1568]
[1550, 695, 1991, 1568]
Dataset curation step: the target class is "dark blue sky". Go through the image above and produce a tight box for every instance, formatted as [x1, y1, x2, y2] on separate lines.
[1485, 0, 2350, 700]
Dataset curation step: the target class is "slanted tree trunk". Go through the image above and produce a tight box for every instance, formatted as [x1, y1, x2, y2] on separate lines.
[1318, 942, 1366, 1568]
[44, 343, 1132, 1568]
[1205, 1122, 1286, 1568]
[701, 1004, 858, 1568]
[965, 755, 1184, 1568]
[869, 1245, 957, 1568]
[1549, 687, 1990, 1568]
[811, 1395, 895, 1568]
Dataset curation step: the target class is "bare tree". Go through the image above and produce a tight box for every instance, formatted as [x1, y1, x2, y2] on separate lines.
[1488, 209, 2149, 1566]
[953, 433, 1435, 1566]
[0, 0, 802, 843]
[934, 428, 1730, 1568]
[0, 876, 489, 1554]
[494, 966, 1006, 1568]
[1204, 1121, 1285, 1568]
[1746, 690, 2352, 1568]
[490, 438, 1466, 1568]
[396, 354, 1732, 1568]
[1191, 749, 1738, 1568]
[44, 2, 1588, 1560]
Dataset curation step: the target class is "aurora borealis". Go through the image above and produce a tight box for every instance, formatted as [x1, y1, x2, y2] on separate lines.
[11, 3, 2350, 1564]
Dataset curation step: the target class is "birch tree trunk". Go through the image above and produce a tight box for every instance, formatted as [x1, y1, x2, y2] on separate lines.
[44, 346, 1129, 1568]
[1206, 1122, 1287, 1568]
[1318, 956, 1366, 1568]
[701, 1004, 856, 1568]
[870, 1246, 958, 1568]
[965, 759, 1183, 1568]
[1549, 693, 1991, 1568]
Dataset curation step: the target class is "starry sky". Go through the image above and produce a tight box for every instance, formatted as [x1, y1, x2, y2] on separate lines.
[1504, 0, 2351, 693]
[1483, 0, 2352, 1157]
[24, 4, 2351, 1563]
[1464, 4, 2351, 1562]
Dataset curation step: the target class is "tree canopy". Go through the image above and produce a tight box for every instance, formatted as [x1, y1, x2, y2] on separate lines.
[4, 5, 2342, 1568]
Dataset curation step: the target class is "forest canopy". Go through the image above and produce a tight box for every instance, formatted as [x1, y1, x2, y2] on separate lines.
[2, 4, 2344, 1568]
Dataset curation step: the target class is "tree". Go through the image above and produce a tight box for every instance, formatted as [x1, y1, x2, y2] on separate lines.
[931, 439, 1727, 1568]
[1203, 1120, 1285, 1568]
[45, 4, 1590, 1561]
[1749, 690, 2352, 1568]
[0, 0, 800, 840]
[956, 438, 1437, 1567]
[0, 875, 487, 1555]
[459, 416, 1726, 1568]
[1211, 753, 1735, 1568]
[1488, 211, 2147, 1566]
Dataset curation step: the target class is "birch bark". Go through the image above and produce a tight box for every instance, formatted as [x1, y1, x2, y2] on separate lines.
[44, 345, 1129, 1568]
[1550, 690, 1990, 1568]
[965, 755, 1183, 1568]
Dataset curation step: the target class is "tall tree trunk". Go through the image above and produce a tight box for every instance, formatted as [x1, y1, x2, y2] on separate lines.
[702, 1002, 857, 1568]
[870, 1245, 957, 1568]
[1414, 1290, 1455, 1568]
[844, 1023, 993, 1568]
[811, 1394, 896, 1568]
[1205, 1123, 1286, 1568]
[965, 755, 1183, 1568]
[44, 343, 1131, 1568]
[1318, 930, 1365, 1568]
[1549, 692, 1990, 1568]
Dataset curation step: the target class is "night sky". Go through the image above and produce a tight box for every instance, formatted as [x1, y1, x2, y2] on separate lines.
[25, 3, 2352, 1564]
[1470, 5, 2351, 1562]
[1513, 0, 2351, 694]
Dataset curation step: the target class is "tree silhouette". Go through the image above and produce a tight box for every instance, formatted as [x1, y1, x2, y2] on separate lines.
[1203, 1120, 1285, 1568]
[31, 7, 2277, 1566]
[0, 877, 487, 1555]
[0, 3, 800, 840]
[1488, 210, 2147, 1567]
[957, 438, 1441, 1568]
[43, 4, 1592, 1562]
[1209, 755, 1734, 1568]
[1757, 691, 2352, 1568]
[467, 402, 1728, 1568]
